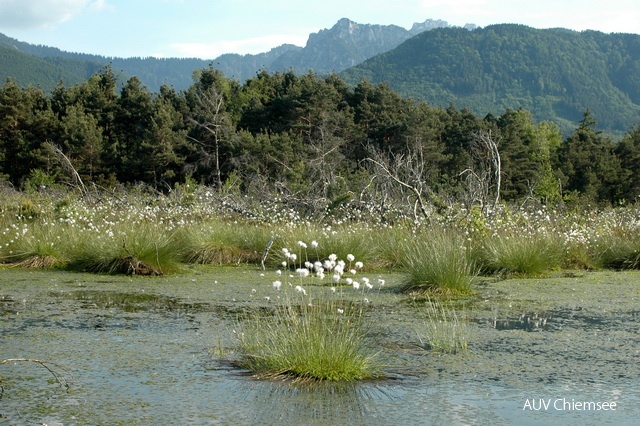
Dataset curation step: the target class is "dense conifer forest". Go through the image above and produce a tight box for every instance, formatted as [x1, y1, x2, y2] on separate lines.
[1, 65, 639, 208]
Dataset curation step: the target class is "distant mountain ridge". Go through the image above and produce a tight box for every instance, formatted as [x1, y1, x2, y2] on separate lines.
[0, 18, 461, 90]
[175, 18, 469, 81]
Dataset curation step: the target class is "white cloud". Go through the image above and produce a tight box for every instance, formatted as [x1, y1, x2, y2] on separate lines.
[0, 0, 106, 29]
[169, 34, 308, 59]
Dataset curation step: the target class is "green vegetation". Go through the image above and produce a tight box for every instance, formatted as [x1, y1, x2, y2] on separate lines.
[3, 188, 640, 281]
[477, 232, 564, 276]
[3, 187, 640, 384]
[4, 26, 640, 384]
[235, 293, 381, 382]
[2, 58, 639, 208]
[399, 229, 477, 295]
[415, 297, 468, 354]
[342, 24, 640, 135]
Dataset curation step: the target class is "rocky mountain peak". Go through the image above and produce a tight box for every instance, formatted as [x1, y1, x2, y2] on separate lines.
[409, 19, 450, 35]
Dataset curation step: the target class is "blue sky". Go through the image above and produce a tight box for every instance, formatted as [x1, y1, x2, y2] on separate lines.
[0, 0, 638, 59]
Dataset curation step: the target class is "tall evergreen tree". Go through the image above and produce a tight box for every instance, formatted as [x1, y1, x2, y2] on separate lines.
[558, 110, 622, 202]
[615, 122, 640, 201]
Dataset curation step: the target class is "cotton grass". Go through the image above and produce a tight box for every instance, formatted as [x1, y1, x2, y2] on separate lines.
[233, 249, 383, 382]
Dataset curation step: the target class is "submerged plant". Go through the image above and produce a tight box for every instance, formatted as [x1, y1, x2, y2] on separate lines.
[415, 297, 468, 354]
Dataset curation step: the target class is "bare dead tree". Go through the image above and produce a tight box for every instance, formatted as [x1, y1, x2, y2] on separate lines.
[459, 130, 501, 214]
[188, 85, 229, 191]
[364, 144, 437, 221]
[306, 123, 344, 200]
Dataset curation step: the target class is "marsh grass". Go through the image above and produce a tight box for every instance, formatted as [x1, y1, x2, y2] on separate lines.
[592, 230, 640, 270]
[371, 227, 413, 269]
[275, 226, 378, 268]
[415, 297, 468, 354]
[7, 187, 640, 279]
[478, 232, 564, 276]
[179, 222, 269, 265]
[66, 224, 182, 275]
[234, 292, 382, 383]
[0, 222, 69, 268]
[399, 230, 476, 295]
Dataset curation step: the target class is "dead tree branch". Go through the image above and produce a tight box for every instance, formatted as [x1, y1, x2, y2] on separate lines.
[44, 141, 88, 196]
[1, 358, 72, 395]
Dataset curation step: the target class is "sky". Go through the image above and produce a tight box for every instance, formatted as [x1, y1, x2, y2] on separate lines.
[0, 0, 639, 59]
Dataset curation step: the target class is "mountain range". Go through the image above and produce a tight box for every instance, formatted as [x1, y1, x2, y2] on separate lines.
[0, 18, 465, 90]
[1, 18, 639, 135]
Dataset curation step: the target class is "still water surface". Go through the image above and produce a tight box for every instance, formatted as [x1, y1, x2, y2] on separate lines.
[1, 268, 639, 425]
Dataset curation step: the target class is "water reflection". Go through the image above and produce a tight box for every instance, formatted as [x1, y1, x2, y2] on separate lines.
[51, 290, 211, 313]
[228, 378, 398, 425]
[491, 312, 551, 331]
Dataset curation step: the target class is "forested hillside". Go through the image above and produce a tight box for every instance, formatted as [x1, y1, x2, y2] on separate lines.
[2, 66, 639, 208]
[0, 43, 102, 91]
[341, 24, 640, 135]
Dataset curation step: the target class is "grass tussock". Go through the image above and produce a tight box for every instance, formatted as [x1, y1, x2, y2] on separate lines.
[0, 222, 70, 268]
[66, 224, 182, 275]
[178, 222, 269, 265]
[399, 229, 477, 295]
[477, 232, 564, 276]
[591, 229, 640, 270]
[234, 295, 382, 383]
